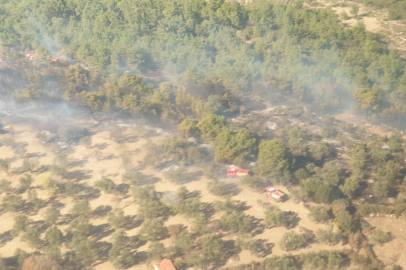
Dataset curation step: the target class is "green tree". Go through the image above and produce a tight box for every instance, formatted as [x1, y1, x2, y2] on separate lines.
[139, 218, 166, 241]
[220, 210, 251, 234]
[175, 231, 194, 252]
[0, 179, 11, 193]
[11, 215, 28, 237]
[107, 210, 130, 229]
[164, 166, 188, 184]
[178, 118, 199, 137]
[334, 211, 357, 232]
[43, 207, 60, 225]
[308, 206, 331, 223]
[109, 245, 136, 269]
[22, 228, 42, 248]
[279, 231, 307, 251]
[340, 176, 360, 198]
[94, 177, 115, 193]
[0, 159, 9, 173]
[197, 114, 225, 141]
[257, 138, 294, 182]
[70, 200, 91, 217]
[315, 226, 342, 245]
[2, 194, 24, 212]
[147, 241, 166, 261]
[208, 178, 228, 196]
[264, 206, 289, 228]
[45, 226, 63, 246]
[353, 87, 382, 119]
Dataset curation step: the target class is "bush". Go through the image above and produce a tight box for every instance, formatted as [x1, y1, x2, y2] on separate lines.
[315, 226, 341, 245]
[208, 178, 227, 196]
[2, 194, 24, 212]
[235, 237, 261, 256]
[43, 207, 60, 225]
[203, 162, 220, 179]
[265, 255, 296, 270]
[0, 179, 11, 193]
[308, 206, 331, 223]
[241, 175, 263, 190]
[19, 174, 33, 189]
[371, 229, 391, 245]
[264, 206, 288, 228]
[109, 245, 136, 269]
[139, 218, 166, 241]
[11, 215, 28, 237]
[177, 197, 201, 218]
[94, 177, 115, 193]
[22, 228, 42, 248]
[70, 200, 91, 217]
[45, 226, 63, 246]
[279, 231, 307, 251]
[28, 190, 46, 209]
[122, 170, 144, 184]
[163, 166, 188, 184]
[107, 210, 131, 229]
[175, 231, 194, 251]
[220, 210, 251, 234]
[147, 241, 166, 261]
[21, 159, 39, 172]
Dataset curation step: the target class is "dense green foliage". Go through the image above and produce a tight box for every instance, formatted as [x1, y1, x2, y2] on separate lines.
[3, 0, 406, 124]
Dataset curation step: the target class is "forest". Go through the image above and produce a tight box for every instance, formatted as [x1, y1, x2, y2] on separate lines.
[1, 0, 406, 127]
[1, 0, 406, 270]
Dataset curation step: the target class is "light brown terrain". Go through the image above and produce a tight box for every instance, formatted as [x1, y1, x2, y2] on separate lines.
[0, 118, 356, 269]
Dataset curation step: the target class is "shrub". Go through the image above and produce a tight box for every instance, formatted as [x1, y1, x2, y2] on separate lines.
[235, 237, 261, 256]
[220, 210, 251, 234]
[279, 231, 307, 251]
[371, 229, 391, 245]
[315, 226, 341, 245]
[163, 166, 188, 184]
[111, 230, 130, 247]
[264, 206, 288, 228]
[70, 200, 91, 217]
[122, 170, 144, 184]
[175, 231, 194, 251]
[19, 174, 33, 189]
[265, 255, 296, 270]
[177, 197, 201, 218]
[139, 218, 166, 241]
[11, 215, 28, 237]
[308, 206, 331, 223]
[109, 245, 136, 269]
[208, 178, 227, 196]
[22, 228, 42, 248]
[43, 207, 60, 225]
[147, 241, 166, 261]
[28, 190, 46, 209]
[107, 210, 131, 229]
[2, 194, 24, 212]
[0, 179, 11, 193]
[241, 175, 263, 190]
[94, 177, 115, 193]
[45, 226, 63, 246]
[0, 159, 9, 173]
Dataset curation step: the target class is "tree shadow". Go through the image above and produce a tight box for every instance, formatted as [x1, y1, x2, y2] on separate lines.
[36, 164, 51, 174]
[69, 159, 88, 168]
[123, 216, 143, 230]
[25, 152, 46, 158]
[257, 239, 274, 257]
[94, 143, 108, 150]
[92, 223, 115, 242]
[0, 230, 13, 248]
[225, 183, 241, 196]
[129, 234, 147, 250]
[65, 169, 92, 181]
[188, 190, 202, 198]
[116, 184, 130, 196]
[124, 135, 139, 143]
[31, 220, 49, 234]
[182, 171, 203, 184]
[251, 216, 265, 236]
[137, 175, 161, 186]
[78, 186, 101, 200]
[92, 205, 112, 218]
[212, 239, 240, 270]
[94, 241, 112, 264]
[133, 251, 147, 264]
[201, 202, 215, 219]
[286, 211, 300, 229]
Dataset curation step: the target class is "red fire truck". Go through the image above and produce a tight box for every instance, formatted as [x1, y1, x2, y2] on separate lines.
[263, 186, 286, 202]
[226, 167, 249, 177]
